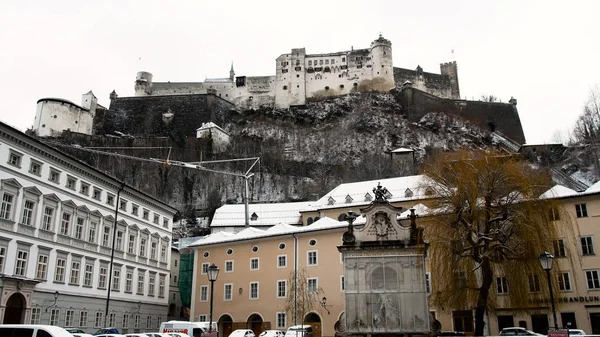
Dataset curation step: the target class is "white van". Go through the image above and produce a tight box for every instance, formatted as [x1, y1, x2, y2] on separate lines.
[159, 321, 218, 337]
[0, 325, 73, 337]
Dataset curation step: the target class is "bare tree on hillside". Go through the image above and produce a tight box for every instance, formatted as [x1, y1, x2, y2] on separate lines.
[480, 95, 500, 103]
[424, 149, 567, 336]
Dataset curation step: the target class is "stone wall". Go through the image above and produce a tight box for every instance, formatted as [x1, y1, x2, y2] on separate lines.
[399, 86, 526, 144]
[100, 94, 236, 137]
[393, 67, 454, 99]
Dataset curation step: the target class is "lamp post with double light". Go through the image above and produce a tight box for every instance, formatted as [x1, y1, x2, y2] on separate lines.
[207, 263, 220, 333]
[539, 251, 558, 330]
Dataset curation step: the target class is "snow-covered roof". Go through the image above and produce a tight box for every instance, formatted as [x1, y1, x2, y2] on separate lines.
[190, 216, 347, 247]
[310, 175, 430, 210]
[399, 203, 430, 218]
[391, 147, 414, 154]
[586, 180, 600, 194]
[205, 78, 232, 83]
[210, 201, 313, 228]
[196, 122, 229, 135]
[540, 185, 579, 199]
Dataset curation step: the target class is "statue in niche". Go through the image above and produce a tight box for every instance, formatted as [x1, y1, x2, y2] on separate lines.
[373, 294, 398, 328]
[373, 212, 391, 237]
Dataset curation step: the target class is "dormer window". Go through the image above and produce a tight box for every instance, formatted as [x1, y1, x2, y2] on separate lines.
[345, 194, 353, 204]
[328, 197, 335, 205]
[405, 188, 413, 198]
[251, 212, 258, 221]
[425, 187, 435, 196]
[364, 193, 372, 202]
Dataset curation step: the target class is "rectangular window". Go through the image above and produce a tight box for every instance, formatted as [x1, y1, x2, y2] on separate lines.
[0, 193, 14, 220]
[160, 244, 167, 262]
[8, 150, 22, 167]
[200, 285, 208, 302]
[132, 204, 139, 216]
[65, 309, 75, 327]
[0, 246, 5, 273]
[84, 263, 93, 287]
[159, 276, 165, 297]
[308, 278, 318, 293]
[138, 274, 145, 294]
[276, 312, 286, 329]
[112, 269, 121, 291]
[553, 239, 567, 257]
[308, 251, 318, 266]
[126, 271, 133, 293]
[15, 250, 28, 276]
[198, 315, 207, 322]
[582, 236, 595, 255]
[134, 314, 140, 328]
[426, 272, 431, 293]
[559, 272, 572, 291]
[154, 214, 160, 224]
[49, 168, 60, 184]
[277, 280, 287, 298]
[109, 313, 115, 326]
[341, 276, 345, 291]
[42, 206, 54, 231]
[496, 276, 509, 294]
[79, 311, 88, 327]
[36, 254, 48, 279]
[250, 282, 259, 299]
[98, 266, 107, 289]
[88, 222, 97, 243]
[225, 260, 234, 272]
[128, 235, 136, 254]
[92, 188, 102, 200]
[140, 238, 147, 257]
[587, 270, 600, 289]
[576, 203, 588, 218]
[143, 209, 149, 220]
[60, 213, 71, 236]
[29, 160, 42, 176]
[80, 182, 90, 196]
[224, 284, 232, 301]
[119, 199, 127, 211]
[103, 226, 111, 246]
[106, 194, 114, 205]
[148, 274, 155, 296]
[201, 263, 209, 275]
[277, 255, 287, 268]
[74, 218, 84, 240]
[151, 241, 157, 260]
[70, 261, 80, 285]
[163, 219, 169, 228]
[21, 200, 35, 225]
[95, 312, 103, 328]
[123, 313, 129, 328]
[147, 315, 152, 329]
[528, 274, 540, 292]
[55, 258, 66, 282]
[50, 308, 60, 326]
[116, 230, 124, 251]
[66, 176, 76, 190]
[30, 307, 41, 324]
[250, 258, 259, 270]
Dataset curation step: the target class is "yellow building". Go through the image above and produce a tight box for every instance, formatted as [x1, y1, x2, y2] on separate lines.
[189, 176, 600, 337]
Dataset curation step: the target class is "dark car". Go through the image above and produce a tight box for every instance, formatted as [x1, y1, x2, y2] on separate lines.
[94, 327, 121, 335]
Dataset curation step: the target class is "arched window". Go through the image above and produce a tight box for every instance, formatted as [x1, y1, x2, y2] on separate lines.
[370, 266, 398, 290]
[307, 217, 314, 225]
[338, 213, 347, 221]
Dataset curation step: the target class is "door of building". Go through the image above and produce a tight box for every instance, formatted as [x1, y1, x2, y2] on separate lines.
[589, 313, 600, 334]
[498, 315, 515, 331]
[531, 314, 549, 335]
[561, 312, 577, 329]
[3, 293, 25, 324]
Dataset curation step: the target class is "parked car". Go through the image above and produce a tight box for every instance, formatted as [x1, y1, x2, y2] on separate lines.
[284, 326, 314, 337]
[166, 333, 192, 337]
[567, 329, 587, 335]
[94, 334, 126, 337]
[228, 329, 256, 337]
[145, 333, 171, 337]
[0, 325, 73, 337]
[66, 328, 86, 334]
[72, 334, 96, 337]
[499, 327, 545, 336]
[439, 332, 466, 336]
[94, 327, 121, 335]
[124, 334, 148, 337]
[259, 330, 284, 337]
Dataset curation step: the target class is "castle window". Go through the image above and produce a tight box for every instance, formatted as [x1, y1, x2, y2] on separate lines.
[297, 85, 299, 88]
[283, 86, 287, 90]
[295, 67, 301, 71]
[367, 65, 372, 68]
[325, 86, 329, 91]
[340, 84, 344, 89]
[324, 67, 331, 73]
[353, 83, 358, 88]
[319, 60, 323, 65]
[325, 60, 329, 65]
[331, 59, 335, 64]
[308, 60, 312, 66]
[296, 75, 299, 78]
[282, 69, 288, 73]
[342, 57, 346, 62]
[383, 52, 387, 55]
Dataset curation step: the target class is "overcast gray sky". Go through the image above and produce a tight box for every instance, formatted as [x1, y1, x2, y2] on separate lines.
[1, 0, 598, 144]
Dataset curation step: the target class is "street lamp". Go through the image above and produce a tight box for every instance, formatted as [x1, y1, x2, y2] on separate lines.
[207, 263, 220, 333]
[320, 297, 330, 315]
[539, 251, 558, 330]
[45, 291, 59, 312]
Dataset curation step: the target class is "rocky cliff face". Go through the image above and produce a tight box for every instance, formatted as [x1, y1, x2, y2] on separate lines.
[52, 91, 505, 220]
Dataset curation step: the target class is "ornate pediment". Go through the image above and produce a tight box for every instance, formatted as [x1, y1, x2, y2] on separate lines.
[354, 202, 409, 243]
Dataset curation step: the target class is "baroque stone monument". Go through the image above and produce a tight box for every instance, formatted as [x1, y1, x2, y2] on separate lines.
[337, 184, 429, 336]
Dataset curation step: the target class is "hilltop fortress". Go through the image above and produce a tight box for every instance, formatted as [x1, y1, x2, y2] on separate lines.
[133, 35, 460, 110]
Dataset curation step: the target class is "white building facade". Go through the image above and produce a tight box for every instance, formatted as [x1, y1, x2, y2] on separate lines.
[0, 121, 177, 333]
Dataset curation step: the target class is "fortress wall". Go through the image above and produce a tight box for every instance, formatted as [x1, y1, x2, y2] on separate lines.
[232, 76, 276, 110]
[104, 94, 235, 137]
[394, 68, 453, 99]
[34, 99, 94, 137]
[150, 82, 208, 95]
[401, 87, 526, 144]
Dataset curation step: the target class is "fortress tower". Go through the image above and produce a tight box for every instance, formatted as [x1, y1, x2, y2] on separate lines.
[369, 34, 395, 91]
[440, 61, 460, 99]
[135, 71, 153, 96]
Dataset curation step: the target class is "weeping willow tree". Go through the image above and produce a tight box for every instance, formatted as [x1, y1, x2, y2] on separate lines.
[424, 149, 565, 336]
[283, 268, 324, 325]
